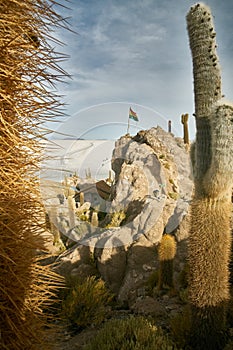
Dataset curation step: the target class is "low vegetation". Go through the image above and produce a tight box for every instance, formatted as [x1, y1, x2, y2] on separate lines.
[62, 276, 113, 330]
[84, 316, 178, 350]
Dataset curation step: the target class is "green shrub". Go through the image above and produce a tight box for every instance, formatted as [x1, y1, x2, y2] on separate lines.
[159, 154, 166, 159]
[105, 210, 126, 228]
[62, 276, 113, 329]
[84, 316, 178, 350]
[168, 192, 179, 200]
[170, 306, 191, 349]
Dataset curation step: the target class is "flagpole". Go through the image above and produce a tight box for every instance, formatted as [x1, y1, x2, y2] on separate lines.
[127, 115, 130, 134]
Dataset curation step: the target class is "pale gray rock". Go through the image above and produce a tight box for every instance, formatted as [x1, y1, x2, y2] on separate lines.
[54, 127, 193, 301]
[95, 246, 127, 294]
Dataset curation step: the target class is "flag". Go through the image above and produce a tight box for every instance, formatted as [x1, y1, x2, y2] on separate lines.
[129, 107, 139, 122]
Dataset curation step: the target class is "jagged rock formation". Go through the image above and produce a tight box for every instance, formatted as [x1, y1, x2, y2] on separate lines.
[55, 127, 193, 301]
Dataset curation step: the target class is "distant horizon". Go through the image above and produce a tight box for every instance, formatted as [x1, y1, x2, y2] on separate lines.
[41, 139, 116, 182]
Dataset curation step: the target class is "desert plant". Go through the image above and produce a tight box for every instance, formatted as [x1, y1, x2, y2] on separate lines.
[84, 316, 178, 350]
[85, 168, 92, 179]
[168, 192, 179, 200]
[157, 234, 177, 290]
[0, 1, 68, 349]
[186, 3, 233, 349]
[106, 170, 113, 184]
[68, 195, 76, 228]
[105, 210, 126, 228]
[62, 276, 113, 330]
[80, 191, 85, 206]
[168, 120, 172, 133]
[181, 113, 189, 144]
[91, 211, 99, 227]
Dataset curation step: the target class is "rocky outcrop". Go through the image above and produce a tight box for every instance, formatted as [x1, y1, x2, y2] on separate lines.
[55, 127, 193, 301]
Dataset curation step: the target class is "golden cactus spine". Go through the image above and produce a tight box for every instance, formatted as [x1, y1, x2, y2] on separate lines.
[186, 3, 233, 349]
[158, 234, 176, 290]
[0, 1, 68, 349]
[181, 113, 189, 144]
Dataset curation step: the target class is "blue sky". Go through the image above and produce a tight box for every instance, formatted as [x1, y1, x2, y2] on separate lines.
[50, 0, 233, 141]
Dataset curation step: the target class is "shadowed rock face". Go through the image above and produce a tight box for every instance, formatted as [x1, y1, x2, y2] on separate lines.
[54, 126, 193, 299]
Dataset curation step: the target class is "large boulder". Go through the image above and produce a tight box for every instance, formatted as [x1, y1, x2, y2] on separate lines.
[55, 127, 193, 301]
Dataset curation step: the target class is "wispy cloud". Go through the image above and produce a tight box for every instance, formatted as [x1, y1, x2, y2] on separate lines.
[53, 0, 233, 141]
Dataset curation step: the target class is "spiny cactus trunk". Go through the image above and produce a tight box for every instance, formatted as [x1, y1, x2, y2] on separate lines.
[158, 234, 176, 290]
[187, 3, 233, 349]
[188, 198, 231, 349]
[0, 1, 68, 349]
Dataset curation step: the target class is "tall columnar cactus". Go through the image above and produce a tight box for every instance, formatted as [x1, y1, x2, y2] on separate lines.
[0, 1, 68, 349]
[181, 113, 189, 144]
[186, 3, 233, 349]
[158, 234, 177, 290]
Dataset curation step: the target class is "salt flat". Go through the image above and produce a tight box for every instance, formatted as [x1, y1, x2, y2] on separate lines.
[40, 139, 116, 182]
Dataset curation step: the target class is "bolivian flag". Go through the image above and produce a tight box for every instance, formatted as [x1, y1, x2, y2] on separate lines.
[129, 107, 139, 121]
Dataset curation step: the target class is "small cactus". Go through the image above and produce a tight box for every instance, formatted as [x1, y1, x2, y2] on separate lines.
[79, 191, 85, 206]
[106, 170, 113, 184]
[158, 234, 177, 290]
[68, 196, 76, 229]
[168, 120, 172, 133]
[181, 113, 189, 144]
[85, 168, 92, 179]
[91, 211, 99, 227]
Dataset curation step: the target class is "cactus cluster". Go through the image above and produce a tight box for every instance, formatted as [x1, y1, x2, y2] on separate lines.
[186, 3, 233, 349]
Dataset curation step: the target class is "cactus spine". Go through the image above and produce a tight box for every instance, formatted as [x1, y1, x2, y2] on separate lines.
[181, 113, 189, 144]
[0, 1, 67, 348]
[158, 234, 177, 290]
[186, 3, 233, 349]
